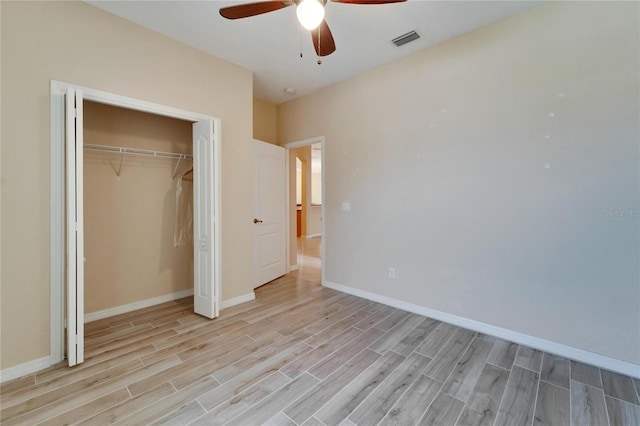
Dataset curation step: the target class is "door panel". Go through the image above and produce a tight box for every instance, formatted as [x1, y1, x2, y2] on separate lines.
[253, 140, 287, 288]
[66, 88, 84, 366]
[193, 120, 217, 318]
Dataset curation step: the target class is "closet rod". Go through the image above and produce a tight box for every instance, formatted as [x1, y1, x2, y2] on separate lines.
[84, 144, 192, 179]
[84, 144, 193, 160]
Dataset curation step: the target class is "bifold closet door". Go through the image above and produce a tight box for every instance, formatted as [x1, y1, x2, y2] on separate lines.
[193, 120, 217, 319]
[66, 88, 84, 366]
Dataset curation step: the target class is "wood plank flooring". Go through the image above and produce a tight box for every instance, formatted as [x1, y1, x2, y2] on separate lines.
[2, 238, 639, 425]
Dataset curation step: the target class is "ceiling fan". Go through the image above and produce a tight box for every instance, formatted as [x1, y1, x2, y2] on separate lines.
[219, 0, 407, 57]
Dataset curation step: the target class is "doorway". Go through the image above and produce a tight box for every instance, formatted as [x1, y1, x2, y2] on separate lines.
[285, 137, 325, 285]
[50, 81, 221, 366]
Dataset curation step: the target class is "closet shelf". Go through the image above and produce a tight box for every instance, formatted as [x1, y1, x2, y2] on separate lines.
[84, 144, 192, 160]
[84, 144, 192, 179]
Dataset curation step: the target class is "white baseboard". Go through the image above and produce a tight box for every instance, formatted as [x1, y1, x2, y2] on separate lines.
[289, 264, 299, 272]
[304, 233, 322, 239]
[85, 289, 194, 323]
[85, 288, 253, 321]
[323, 280, 640, 379]
[0, 356, 50, 384]
[221, 292, 255, 309]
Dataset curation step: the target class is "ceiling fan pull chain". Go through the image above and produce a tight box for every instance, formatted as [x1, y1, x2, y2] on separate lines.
[317, 24, 322, 65]
[300, 27, 304, 58]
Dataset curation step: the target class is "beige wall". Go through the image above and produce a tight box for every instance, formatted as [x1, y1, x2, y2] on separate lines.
[311, 172, 322, 205]
[1, 1, 254, 369]
[278, 2, 640, 365]
[307, 205, 322, 237]
[253, 98, 277, 144]
[83, 101, 193, 314]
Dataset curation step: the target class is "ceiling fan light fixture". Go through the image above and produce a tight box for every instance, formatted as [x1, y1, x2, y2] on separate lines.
[296, 0, 325, 30]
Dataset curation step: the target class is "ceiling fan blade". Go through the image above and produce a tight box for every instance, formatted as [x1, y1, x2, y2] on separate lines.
[311, 19, 336, 57]
[219, 1, 293, 20]
[329, 0, 407, 4]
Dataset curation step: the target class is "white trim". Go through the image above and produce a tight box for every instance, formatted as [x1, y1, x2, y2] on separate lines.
[0, 357, 50, 384]
[50, 83, 65, 365]
[84, 289, 194, 323]
[283, 136, 324, 149]
[56, 82, 213, 121]
[221, 292, 256, 309]
[321, 139, 325, 286]
[285, 149, 291, 281]
[288, 265, 299, 272]
[50, 80, 222, 365]
[304, 233, 322, 239]
[323, 280, 640, 379]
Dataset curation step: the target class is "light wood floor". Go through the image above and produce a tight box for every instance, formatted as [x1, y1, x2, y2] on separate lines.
[2, 241, 639, 425]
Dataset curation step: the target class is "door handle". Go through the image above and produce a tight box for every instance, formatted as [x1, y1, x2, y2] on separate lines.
[254, 218, 263, 224]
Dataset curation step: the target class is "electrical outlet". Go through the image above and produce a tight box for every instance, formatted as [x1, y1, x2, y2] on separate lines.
[388, 267, 396, 279]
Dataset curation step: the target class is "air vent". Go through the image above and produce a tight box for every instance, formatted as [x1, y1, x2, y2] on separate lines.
[391, 30, 420, 47]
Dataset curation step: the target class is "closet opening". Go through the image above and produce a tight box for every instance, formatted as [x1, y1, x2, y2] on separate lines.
[83, 101, 195, 323]
[50, 81, 221, 367]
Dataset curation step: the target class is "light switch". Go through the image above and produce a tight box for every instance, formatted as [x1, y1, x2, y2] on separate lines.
[342, 202, 351, 212]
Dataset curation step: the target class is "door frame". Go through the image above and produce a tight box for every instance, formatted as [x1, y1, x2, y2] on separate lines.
[50, 80, 222, 365]
[283, 136, 325, 285]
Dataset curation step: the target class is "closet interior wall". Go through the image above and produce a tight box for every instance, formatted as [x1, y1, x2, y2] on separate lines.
[83, 101, 194, 315]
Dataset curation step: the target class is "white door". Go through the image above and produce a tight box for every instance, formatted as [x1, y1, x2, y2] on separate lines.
[66, 88, 84, 366]
[253, 140, 287, 288]
[193, 120, 218, 318]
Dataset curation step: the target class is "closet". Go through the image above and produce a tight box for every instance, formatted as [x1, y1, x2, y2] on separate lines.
[82, 101, 194, 318]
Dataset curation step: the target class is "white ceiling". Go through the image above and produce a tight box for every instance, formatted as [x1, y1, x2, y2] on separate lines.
[87, 0, 540, 104]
